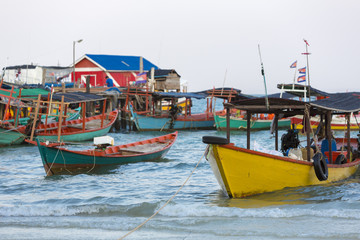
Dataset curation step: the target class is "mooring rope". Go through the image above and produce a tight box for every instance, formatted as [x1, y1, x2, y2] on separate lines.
[118, 149, 206, 240]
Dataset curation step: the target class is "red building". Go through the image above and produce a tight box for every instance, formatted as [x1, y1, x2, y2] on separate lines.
[73, 54, 159, 87]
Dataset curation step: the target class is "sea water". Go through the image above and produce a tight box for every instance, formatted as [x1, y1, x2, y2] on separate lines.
[1, 99, 360, 240]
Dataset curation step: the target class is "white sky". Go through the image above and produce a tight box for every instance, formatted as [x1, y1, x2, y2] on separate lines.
[1, 0, 359, 94]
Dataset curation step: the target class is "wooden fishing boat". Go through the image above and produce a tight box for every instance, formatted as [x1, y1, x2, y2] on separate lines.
[290, 114, 360, 131]
[21, 91, 118, 142]
[214, 113, 291, 130]
[203, 95, 360, 198]
[129, 92, 217, 131]
[28, 131, 178, 176]
[28, 109, 119, 142]
[129, 88, 248, 131]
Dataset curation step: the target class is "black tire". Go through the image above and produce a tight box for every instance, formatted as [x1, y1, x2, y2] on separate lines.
[335, 154, 346, 165]
[202, 136, 229, 145]
[313, 152, 328, 181]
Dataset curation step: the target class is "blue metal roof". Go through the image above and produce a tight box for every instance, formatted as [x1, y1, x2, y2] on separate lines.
[86, 54, 159, 71]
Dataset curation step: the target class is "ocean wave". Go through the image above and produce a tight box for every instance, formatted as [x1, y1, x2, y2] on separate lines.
[158, 203, 360, 219]
[0, 202, 160, 217]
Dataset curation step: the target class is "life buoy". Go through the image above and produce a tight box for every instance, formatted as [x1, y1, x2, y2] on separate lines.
[313, 152, 328, 181]
[202, 136, 229, 145]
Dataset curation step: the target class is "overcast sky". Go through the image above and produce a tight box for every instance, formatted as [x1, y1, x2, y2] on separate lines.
[1, 0, 359, 94]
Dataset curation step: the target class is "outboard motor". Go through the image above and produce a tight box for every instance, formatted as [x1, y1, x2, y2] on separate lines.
[281, 129, 300, 155]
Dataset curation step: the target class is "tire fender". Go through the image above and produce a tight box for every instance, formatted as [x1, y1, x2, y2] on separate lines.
[313, 152, 328, 181]
[202, 136, 229, 145]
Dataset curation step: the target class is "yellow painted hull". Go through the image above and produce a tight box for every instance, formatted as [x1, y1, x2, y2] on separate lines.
[206, 144, 360, 198]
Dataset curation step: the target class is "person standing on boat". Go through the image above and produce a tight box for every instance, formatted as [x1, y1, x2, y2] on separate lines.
[105, 76, 114, 87]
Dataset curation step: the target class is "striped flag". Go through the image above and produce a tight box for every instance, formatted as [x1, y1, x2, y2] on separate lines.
[297, 75, 306, 83]
[298, 67, 306, 74]
[290, 61, 297, 68]
[135, 72, 147, 84]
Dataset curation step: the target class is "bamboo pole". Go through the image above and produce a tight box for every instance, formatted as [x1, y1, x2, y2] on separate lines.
[30, 95, 41, 141]
[101, 99, 106, 128]
[57, 96, 65, 142]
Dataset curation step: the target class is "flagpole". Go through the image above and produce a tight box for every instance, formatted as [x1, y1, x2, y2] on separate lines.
[303, 39, 311, 102]
[293, 61, 297, 86]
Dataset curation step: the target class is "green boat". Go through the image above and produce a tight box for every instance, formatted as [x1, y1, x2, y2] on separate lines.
[29, 131, 178, 176]
[0, 126, 26, 146]
[214, 114, 291, 130]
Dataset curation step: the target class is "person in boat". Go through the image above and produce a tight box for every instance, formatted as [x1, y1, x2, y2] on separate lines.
[105, 76, 114, 87]
[169, 104, 180, 120]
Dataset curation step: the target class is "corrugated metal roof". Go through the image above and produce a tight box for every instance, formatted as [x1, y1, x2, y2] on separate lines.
[86, 54, 159, 71]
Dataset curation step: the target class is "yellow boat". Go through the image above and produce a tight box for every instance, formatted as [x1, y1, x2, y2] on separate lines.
[204, 140, 360, 198]
[203, 95, 360, 198]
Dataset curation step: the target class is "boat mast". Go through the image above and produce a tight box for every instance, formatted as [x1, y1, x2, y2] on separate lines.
[258, 44, 269, 109]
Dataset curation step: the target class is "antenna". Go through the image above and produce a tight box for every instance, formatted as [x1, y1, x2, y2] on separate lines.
[258, 44, 269, 110]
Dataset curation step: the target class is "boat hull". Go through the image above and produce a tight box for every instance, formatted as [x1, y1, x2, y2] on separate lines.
[0, 127, 25, 146]
[206, 143, 360, 198]
[33, 110, 118, 142]
[132, 112, 215, 131]
[214, 115, 291, 130]
[291, 115, 360, 130]
[33, 132, 177, 176]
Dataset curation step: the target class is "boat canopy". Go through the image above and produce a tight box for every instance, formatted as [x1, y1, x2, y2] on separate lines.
[310, 92, 360, 113]
[42, 92, 106, 103]
[152, 91, 206, 99]
[225, 92, 360, 115]
[277, 83, 329, 98]
[195, 87, 254, 101]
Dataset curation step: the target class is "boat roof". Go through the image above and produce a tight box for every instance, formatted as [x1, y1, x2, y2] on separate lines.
[225, 92, 360, 115]
[277, 83, 329, 97]
[311, 92, 360, 113]
[42, 92, 106, 103]
[225, 97, 307, 116]
[194, 87, 253, 100]
[152, 91, 206, 99]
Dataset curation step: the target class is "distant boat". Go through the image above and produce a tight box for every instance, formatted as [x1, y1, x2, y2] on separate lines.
[129, 92, 216, 131]
[214, 112, 291, 130]
[29, 131, 178, 176]
[290, 114, 360, 131]
[27, 109, 119, 142]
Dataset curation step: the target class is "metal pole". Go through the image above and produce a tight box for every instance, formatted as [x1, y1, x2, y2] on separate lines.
[303, 39, 311, 102]
[258, 44, 269, 110]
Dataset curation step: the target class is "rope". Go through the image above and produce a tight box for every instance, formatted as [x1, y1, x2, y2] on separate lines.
[118, 149, 206, 240]
[45, 144, 62, 176]
[87, 149, 97, 173]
